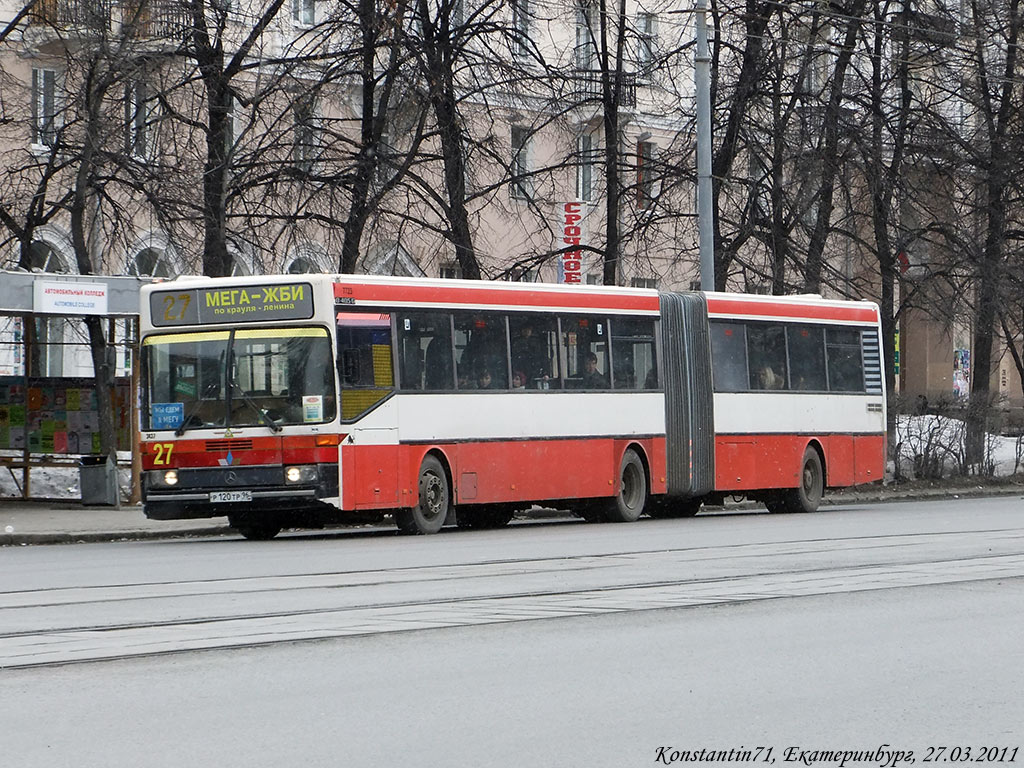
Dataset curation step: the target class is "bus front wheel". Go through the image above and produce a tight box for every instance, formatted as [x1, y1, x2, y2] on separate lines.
[395, 456, 450, 535]
[604, 449, 647, 523]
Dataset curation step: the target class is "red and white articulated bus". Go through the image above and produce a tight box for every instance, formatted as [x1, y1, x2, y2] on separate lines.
[139, 274, 885, 539]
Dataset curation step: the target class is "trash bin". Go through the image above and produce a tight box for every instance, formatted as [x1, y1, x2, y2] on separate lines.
[79, 455, 119, 506]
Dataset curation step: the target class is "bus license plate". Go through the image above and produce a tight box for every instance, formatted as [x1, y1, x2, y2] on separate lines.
[210, 491, 252, 503]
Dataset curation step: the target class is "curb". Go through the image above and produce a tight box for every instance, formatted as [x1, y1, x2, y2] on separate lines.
[0, 526, 234, 547]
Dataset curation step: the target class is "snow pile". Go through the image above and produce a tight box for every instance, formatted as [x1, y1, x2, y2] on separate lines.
[893, 415, 1023, 480]
[0, 454, 134, 501]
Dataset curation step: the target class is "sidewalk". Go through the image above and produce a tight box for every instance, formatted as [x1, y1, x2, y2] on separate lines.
[0, 500, 231, 546]
[1, 482, 1021, 546]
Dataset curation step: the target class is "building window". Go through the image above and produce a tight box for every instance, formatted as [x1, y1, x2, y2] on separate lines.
[636, 13, 657, 74]
[129, 247, 172, 278]
[224, 95, 241, 157]
[576, 133, 595, 202]
[293, 95, 317, 172]
[511, 0, 530, 58]
[440, 263, 462, 279]
[508, 268, 538, 282]
[688, 279, 702, 291]
[637, 140, 656, 210]
[511, 126, 531, 199]
[586, 274, 602, 285]
[293, 0, 314, 26]
[31, 68, 58, 147]
[575, 1, 597, 69]
[630, 277, 658, 289]
[287, 256, 318, 274]
[125, 81, 153, 158]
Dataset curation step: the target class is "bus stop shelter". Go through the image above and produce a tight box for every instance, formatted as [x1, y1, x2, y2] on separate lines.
[0, 270, 154, 503]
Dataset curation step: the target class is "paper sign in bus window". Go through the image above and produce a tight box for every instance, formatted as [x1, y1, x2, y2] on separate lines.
[302, 395, 323, 422]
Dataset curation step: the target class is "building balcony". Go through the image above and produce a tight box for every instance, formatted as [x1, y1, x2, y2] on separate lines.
[121, 0, 190, 42]
[26, 0, 189, 45]
[27, 0, 112, 42]
[570, 70, 637, 109]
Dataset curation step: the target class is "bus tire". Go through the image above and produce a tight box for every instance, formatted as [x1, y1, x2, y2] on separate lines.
[646, 496, 701, 518]
[229, 515, 282, 541]
[395, 455, 450, 535]
[783, 446, 824, 513]
[604, 449, 647, 523]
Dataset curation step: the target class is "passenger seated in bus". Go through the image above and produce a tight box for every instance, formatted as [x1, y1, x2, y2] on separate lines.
[512, 323, 550, 386]
[757, 365, 784, 390]
[475, 369, 494, 389]
[424, 335, 452, 389]
[512, 371, 526, 389]
[581, 352, 607, 389]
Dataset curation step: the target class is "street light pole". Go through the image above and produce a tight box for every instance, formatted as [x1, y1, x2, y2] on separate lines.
[694, 0, 715, 291]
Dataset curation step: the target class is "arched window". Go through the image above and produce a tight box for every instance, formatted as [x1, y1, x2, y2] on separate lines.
[29, 241, 69, 273]
[128, 247, 172, 277]
[287, 256, 317, 274]
[27, 238, 73, 376]
[364, 242, 424, 277]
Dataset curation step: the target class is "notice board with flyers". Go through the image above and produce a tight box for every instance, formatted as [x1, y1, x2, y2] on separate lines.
[0, 376, 132, 454]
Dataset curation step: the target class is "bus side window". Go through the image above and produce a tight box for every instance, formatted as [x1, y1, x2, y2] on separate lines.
[746, 324, 788, 390]
[826, 328, 865, 392]
[709, 322, 747, 392]
[397, 312, 453, 391]
[510, 313, 559, 389]
[786, 325, 826, 390]
[454, 313, 509, 389]
[561, 315, 608, 389]
[610, 317, 657, 390]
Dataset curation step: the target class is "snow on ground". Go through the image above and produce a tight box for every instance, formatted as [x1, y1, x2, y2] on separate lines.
[0, 454, 134, 501]
[1, 418, 1021, 501]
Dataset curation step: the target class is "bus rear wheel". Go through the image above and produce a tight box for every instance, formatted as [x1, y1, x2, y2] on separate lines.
[779, 447, 824, 513]
[395, 455, 450, 535]
[228, 514, 282, 541]
[604, 449, 647, 523]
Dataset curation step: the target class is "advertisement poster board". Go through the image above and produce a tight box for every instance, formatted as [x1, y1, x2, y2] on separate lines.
[0, 376, 131, 454]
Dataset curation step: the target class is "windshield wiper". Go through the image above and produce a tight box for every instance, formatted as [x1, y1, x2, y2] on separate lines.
[230, 384, 283, 433]
[174, 399, 205, 437]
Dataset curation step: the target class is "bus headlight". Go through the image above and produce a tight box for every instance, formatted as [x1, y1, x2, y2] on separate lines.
[285, 465, 318, 484]
[163, 470, 179, 486]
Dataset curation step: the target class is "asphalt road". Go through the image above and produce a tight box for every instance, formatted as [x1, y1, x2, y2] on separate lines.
[1, 497, 1022, 767]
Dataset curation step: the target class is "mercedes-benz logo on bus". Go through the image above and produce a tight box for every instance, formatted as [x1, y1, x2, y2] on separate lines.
[225, 471, 238, 485]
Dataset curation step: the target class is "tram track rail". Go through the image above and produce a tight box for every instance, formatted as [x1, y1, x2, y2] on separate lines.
[3, 525, 1024, 670]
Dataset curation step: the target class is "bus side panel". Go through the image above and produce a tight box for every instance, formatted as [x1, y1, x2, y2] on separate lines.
[715, 434, 812, 491]
[451, 438, 616, 505]
[395, 437, 664, 508]
[854, 434, 885, 484]
[345, 444, 400, 510]
[824, 435, 856, 487]
[715, 439, 757, 490]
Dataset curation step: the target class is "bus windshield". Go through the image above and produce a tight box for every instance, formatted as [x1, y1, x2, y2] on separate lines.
[142, 326, 337, 432]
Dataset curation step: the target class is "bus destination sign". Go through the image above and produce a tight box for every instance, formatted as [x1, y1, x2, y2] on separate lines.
[150, 283, 314, 326]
